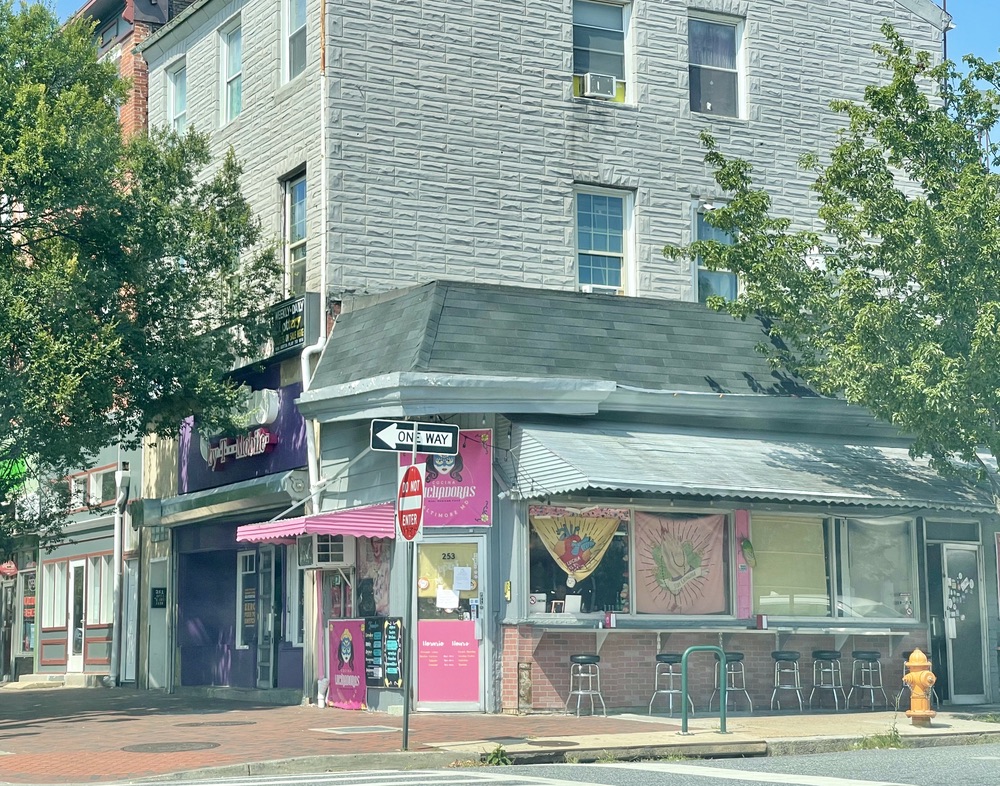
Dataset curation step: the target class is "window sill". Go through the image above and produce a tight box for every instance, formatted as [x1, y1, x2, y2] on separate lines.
[275, 72, 309, 103]
[689, 110, 749, 126]
[571, 96, 639, 112]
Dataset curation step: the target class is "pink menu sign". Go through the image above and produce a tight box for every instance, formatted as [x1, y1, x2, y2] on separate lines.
[327, 619, 366, 710]
[416, 620, 479, 703]
[401, 429, 492, 527]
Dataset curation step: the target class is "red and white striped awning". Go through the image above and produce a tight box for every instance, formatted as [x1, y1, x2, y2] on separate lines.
[236, 502, 395, 543]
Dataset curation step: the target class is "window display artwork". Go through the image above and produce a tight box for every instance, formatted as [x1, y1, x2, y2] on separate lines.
[529, 506, 628, 585]
[356, 537, 392, 617]
[634, 512, 728, 615]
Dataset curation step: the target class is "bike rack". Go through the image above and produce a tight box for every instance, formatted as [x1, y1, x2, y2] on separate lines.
[679, 644, 728, 735]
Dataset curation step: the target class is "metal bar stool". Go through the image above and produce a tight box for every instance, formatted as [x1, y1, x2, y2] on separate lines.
[649, 653, 696, 716]
[809, 649, 847, 710]
[895, 649, 939, 708]
[709, 651, 753, 712]
[847, 650, 888, 710]
[770, 650, 804, 711]
[566, 653, 606, 717]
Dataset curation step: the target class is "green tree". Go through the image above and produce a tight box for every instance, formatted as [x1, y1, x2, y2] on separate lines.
[0, 2, 279, 543]
[666, 25, 1000, 498]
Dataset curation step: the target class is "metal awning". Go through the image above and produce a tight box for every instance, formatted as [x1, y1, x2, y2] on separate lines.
[236, 502, 396, 543]
[510, 419, 993, 513]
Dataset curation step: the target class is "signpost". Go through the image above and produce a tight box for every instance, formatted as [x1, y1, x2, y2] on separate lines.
[394, 438, 426, 751]
[370, 419, 459, 455]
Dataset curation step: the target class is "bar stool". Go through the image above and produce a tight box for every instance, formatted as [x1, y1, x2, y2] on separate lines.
[565, 653, 606, 716]
[847, 650, 888, 710]
[895, 649, 940, 708]
[770, 650, 804, 711]
[648, 653, 696, 716]
[809, 649, 847, 710]
[709, 651, 753, 712]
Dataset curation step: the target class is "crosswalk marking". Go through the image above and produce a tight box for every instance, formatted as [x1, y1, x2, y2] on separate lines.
[597, 761, 916, 786]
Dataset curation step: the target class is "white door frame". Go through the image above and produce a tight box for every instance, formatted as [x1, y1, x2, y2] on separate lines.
[67, 559, 85, 673]
[414, 534, 487, 712]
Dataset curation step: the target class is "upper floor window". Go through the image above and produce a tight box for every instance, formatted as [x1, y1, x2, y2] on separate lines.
[572, 0, 628, 103]
[285, 173, 307, 295]
[168, 63, 187, 133]
[221, 21, 243, 124]
[286, 0, 307, 80]
[696, 210, 737, 303]
[576, 189, 631, 295]
[688, 16, 743, 118]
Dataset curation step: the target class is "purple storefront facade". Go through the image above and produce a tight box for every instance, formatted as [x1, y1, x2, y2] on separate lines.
[172, 365, 308, 694]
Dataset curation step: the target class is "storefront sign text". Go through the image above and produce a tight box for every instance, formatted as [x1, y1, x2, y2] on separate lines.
[207, 428, 278, 470]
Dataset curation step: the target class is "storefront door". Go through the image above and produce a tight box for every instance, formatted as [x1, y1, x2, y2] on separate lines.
[256, 545, 277, 688]
[938, 544, 987, 703]
[67, 560, 85, 673]
[1, 580, 14, 680]
[414, 536, 486, 711]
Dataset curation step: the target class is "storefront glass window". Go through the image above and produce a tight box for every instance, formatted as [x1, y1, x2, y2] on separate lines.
[357, 537, 392, 617]
[236, 550, 257, 648]
[839, 516, 916, 619]
[749, 514, 916, 619]
[752, 515, 831, 617]
[20, 570, 35, 653]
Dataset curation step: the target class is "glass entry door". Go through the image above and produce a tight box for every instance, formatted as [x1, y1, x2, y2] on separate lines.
[256, 545, 276, 689]
[940, 544, 987, 703]
[67, 560, 85, 672]
[415, 536, 485, 711]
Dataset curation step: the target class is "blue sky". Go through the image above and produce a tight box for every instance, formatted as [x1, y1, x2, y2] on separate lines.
[50, 0, 999, 62]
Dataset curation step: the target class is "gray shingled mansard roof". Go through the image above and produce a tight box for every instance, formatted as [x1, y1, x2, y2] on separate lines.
[297, 280, 994, 512]
[305, 280, 817, 398]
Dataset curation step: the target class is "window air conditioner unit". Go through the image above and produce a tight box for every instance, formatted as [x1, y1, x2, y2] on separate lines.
[296, 534, 356, 569]
[583, 72, 616, 99]
[580, 284, 622, 295]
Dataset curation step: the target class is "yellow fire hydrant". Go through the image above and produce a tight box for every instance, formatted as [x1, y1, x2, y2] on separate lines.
[903, 648, 936, 727]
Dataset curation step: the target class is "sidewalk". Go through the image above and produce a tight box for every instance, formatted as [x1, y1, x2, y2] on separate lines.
[2, 685, 1000, 785]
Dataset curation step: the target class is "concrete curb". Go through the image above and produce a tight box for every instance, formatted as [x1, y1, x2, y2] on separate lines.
[768, 729, 1000, 757]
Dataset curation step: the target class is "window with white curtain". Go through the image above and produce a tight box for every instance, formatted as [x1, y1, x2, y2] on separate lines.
[688, 16, 742, 117]
[86, 555, 113, 625]
[41, 562, 67, 628]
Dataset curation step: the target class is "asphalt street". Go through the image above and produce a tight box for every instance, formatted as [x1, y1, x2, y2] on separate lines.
[106, 743, 1000, 786]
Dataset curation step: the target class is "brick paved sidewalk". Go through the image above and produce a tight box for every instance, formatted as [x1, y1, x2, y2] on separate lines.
[0, 687, 672, 784]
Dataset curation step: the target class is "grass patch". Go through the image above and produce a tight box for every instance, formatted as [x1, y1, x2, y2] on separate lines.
[484, 744, 513, 766]
[854, 718, 903, 750]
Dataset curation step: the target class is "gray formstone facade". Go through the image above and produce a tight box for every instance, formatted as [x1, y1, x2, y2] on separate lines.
[141, 0, 947, 302]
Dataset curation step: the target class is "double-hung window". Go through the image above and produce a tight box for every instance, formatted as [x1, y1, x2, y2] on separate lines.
[696, 211, 737, 303]
[168, 63, 187, 133]
[572, 0, 628, 102]
[285, 173, 307, 295]
[221, 21, 243, 124]
[688, 16, 742, 118]
[286, 0, 307, 81]
[576, 189, 630, 294]
[85, 555, 113, 625]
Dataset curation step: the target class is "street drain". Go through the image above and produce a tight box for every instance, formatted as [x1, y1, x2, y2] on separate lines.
[525, 740, 577, 747]
[311, 726, 397, 734]
[122, 742, 221, 753]
[175, 721, 256, 727]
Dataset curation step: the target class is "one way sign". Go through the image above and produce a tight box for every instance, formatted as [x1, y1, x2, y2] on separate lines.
[370, 419, 460, 456]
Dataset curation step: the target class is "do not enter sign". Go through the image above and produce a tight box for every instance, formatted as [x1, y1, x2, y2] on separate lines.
[396, 464, 424, 541]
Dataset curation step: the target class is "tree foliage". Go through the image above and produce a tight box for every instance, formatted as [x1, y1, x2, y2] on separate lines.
[0, 2, 280, 543]
[666, 25, 1000, 494]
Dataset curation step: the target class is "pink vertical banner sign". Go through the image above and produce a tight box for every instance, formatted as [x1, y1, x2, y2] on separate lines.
[734, 510, 752, 619]
[327, 619, 367, 710]
[416, 619, 479, 703]
[401, 429, 493, 527]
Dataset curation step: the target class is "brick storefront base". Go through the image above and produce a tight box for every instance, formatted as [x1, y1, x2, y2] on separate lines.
[500, 624, 927, 713]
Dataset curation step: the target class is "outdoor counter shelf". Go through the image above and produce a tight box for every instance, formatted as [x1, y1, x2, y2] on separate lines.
[519, 619, 919, 654]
